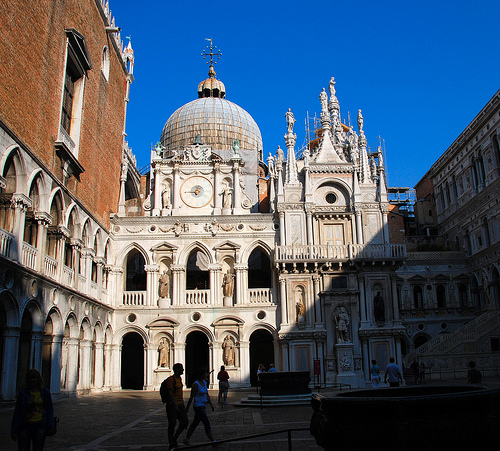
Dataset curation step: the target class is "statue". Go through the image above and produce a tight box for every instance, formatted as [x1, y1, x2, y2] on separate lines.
[158, 271, 170, 298]
[158, 338, 169, 368]
[276, 145, 284, 164]
[296, 299, 305, 322]
[334, 306, 350, 343]
[222, 335, 235, 366]
[161, 184, 171, 209]
[222, 270, 235, 297]
[329, 77, 336, 98]
[222, 185, 232, 209]
[319, 88, 328, 113]
[374, 292, 385, 322]
[285, 108, 296, 134]
[232, 139, 240, 156]
[357, 109, 364, 133]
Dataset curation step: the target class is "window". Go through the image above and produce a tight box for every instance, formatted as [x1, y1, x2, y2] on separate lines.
[101, 46, 110, 81]
[413, 286, 423, 309]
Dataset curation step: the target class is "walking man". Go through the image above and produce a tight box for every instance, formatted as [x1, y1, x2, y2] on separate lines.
[161, 363, 188, 450]
[384, 357, 403, 387]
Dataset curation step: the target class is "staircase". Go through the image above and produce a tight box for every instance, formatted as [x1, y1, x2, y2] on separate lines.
[404, 310, 500, 368]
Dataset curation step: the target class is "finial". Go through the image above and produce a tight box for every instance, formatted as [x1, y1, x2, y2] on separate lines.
[201, 38, 222, 78]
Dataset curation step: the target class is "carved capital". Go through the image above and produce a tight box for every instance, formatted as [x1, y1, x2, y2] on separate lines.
[34, 211, 52, 225]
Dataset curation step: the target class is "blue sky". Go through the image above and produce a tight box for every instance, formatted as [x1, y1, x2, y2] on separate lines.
[111, 0, 499, 189]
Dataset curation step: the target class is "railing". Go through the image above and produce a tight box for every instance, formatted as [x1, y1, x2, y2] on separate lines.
[172, 427, 311, 451]
[248, 288, 271, 303]
[404, 311, 500, 367]
[123, 291, 146, 305]
[22, 242, 37, 270]
[185, 289, 209, 305]
[44, 255, 58, 279]
[275, 243, 406, 262]
[0, 228, 13, 257]
[78, 274, 87, 291]
[62, 265, 74, 286]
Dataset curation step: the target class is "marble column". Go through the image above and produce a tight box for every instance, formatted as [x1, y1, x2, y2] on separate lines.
[1, 326, 20, 400]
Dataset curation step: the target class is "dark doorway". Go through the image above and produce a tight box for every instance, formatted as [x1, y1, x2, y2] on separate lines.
[414, 335, 429, 350]
[185, 331, 209, 387]
[250, 329, 274, 386]
[121, 332, 144, 389]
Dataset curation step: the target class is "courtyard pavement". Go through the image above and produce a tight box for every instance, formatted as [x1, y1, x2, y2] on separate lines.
[2, 376, 500, 450]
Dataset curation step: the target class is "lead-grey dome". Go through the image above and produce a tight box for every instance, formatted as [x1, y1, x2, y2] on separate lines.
[160, 97, 263, 152]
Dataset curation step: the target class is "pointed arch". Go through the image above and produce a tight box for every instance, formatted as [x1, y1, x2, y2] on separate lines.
[1, 145, 27, 193]
[178, 241, 214, 266]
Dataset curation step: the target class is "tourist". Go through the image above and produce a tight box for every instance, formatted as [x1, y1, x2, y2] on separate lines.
[467, 361, 482, 384]
[11, 369, 56, 450]
[162, 363, 188, 450]
[257, 363, 266, 375]
[410, 359, 420, 384]
[370, 359, 380, 388]
[384, 357, 403, 387]
[268, 363, 278, 373]
[418, 361, 426, 384]
[217, 365, 230, 405]
[184, 367, 215, 446]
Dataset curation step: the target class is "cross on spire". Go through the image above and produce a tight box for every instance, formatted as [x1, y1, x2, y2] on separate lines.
[201, 38, 222, 73]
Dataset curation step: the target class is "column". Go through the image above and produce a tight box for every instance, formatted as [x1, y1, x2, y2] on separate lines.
[209, 266, 217, 305]
[110, 343, 121, 390]
[214, 164, 221, 214]
[391, 276, 401, 324]
[144, 341, 153, 390]
[11, 194, 31, 262]
[71, 240, 82, 289]
[66, 338, 79, 393]
[171, 266, 184, 306]
[355, 211, 363, 244]
[281, 338, 290, 372]
[1, 326, 20, 400]
[269, 175, 276, 213]
[239, 341, 250, 386]
[96, 259, 105, 301]
[233, 164, 241, 214]
[359, 276, 368, 326]
[361, 337, 370, 383]
[153, 164, 161, 216]
[50, 334, 63, 396]
[94, 342, 104, 391]
[79, 339, 92, 390]
[306, 211, 313, 245]
[313, 275, 322, 325]
[34, 212, 51, 272]
[32, 330, 44, 371]
[145, 265, 159, 306]
[104, 343, 113, 389]
[279, 275, 288, 325]
[279, 211, 285, 244]
[118, 153, 129, 215]
[172, 165, 180, 213]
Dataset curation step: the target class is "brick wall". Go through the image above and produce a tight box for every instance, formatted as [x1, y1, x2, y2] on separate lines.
[0, 0, 128, 228]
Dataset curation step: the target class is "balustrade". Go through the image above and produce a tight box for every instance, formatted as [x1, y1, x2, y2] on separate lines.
[185, 289, 209, 305]
[22, 242, 37, 270]
[62, 265, 74, 286]
[248, 288, 271, 304]
[0, 228, 13, 257]
[122, 291, 146, 305]
[44, 255, 58, 279]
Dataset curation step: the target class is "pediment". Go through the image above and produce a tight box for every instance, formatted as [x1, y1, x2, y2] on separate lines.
[147, 317, 179, 329]
[212, 316, 245, 327]
[214, 240, 241, 251]
[151, 242, 178, 253]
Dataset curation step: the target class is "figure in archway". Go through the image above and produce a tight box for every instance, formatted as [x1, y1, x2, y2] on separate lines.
[334, 306, 350, 343]
[158, 271, 170, 298]
[222, 335, 235, 366]
[222, 270, 235, 298]
[158, 337, 169, 368]
[296, 299, 305, 323]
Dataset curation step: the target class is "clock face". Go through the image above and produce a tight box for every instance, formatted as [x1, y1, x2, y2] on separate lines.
[181, 176, 214, 208]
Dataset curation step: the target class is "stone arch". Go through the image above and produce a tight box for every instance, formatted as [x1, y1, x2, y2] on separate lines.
[246, 244, 273, 289]
[413, 333, 431, 350]
[47, 188, 65, 226]
[178, 241, 214, 266]
[0, 289, 20, 326]
[113, 324, 149, 345]
[0, 145, 27, 193]
[117, 242, 151, 267]
[312, 178, 352, 208]
[243, 322, 278, 342]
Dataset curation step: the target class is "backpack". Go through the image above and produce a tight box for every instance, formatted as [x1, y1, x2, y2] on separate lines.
[160, 376, 174, 403]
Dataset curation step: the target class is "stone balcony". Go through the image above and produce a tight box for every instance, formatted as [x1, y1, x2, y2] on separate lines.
[275, 243, 406, 266]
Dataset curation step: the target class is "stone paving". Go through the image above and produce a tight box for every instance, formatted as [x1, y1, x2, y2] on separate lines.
[0, 388, 322, 450]
[3, 377, 500, 450]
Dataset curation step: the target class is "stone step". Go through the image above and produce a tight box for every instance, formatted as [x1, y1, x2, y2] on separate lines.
[235, 394, 312, 407]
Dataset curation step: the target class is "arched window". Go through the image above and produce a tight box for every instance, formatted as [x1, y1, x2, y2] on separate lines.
[186, 250, 209, 290]
[413, 286, 423, 309]
[125, 250, 146, 291]
[248, 248, 271, 288]
[101, 46, 109, 81]
[436, 285, 446, 308]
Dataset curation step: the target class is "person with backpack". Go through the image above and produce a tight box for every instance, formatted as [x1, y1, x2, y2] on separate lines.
[161, 363, 188, 450]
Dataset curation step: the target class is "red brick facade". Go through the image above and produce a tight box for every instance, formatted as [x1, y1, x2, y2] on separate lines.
[0, 0, 128, 228]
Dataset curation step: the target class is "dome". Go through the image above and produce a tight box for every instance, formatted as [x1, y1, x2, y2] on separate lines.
[160, 97, 263, 151]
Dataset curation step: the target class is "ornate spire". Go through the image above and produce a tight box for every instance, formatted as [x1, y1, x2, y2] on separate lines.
[198, 39, 225, 98]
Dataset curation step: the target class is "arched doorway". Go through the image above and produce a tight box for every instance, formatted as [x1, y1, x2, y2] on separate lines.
[249, 329, 274, 386]
[121, 332, 144, 389]
[185, 331, 209, 387]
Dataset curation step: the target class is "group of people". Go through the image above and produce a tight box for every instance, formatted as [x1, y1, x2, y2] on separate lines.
[257, 363, 277, 374]
[163, 363, 231, 450]
[370, 357, 404, 388]
[410, 359, 427, 384]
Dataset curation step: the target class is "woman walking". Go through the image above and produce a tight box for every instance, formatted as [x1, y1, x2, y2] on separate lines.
[370, 359, 380, 388]
[217, 365, 230, 406]
[183, 367, 216, 446]
[11, 369, 55, 450]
